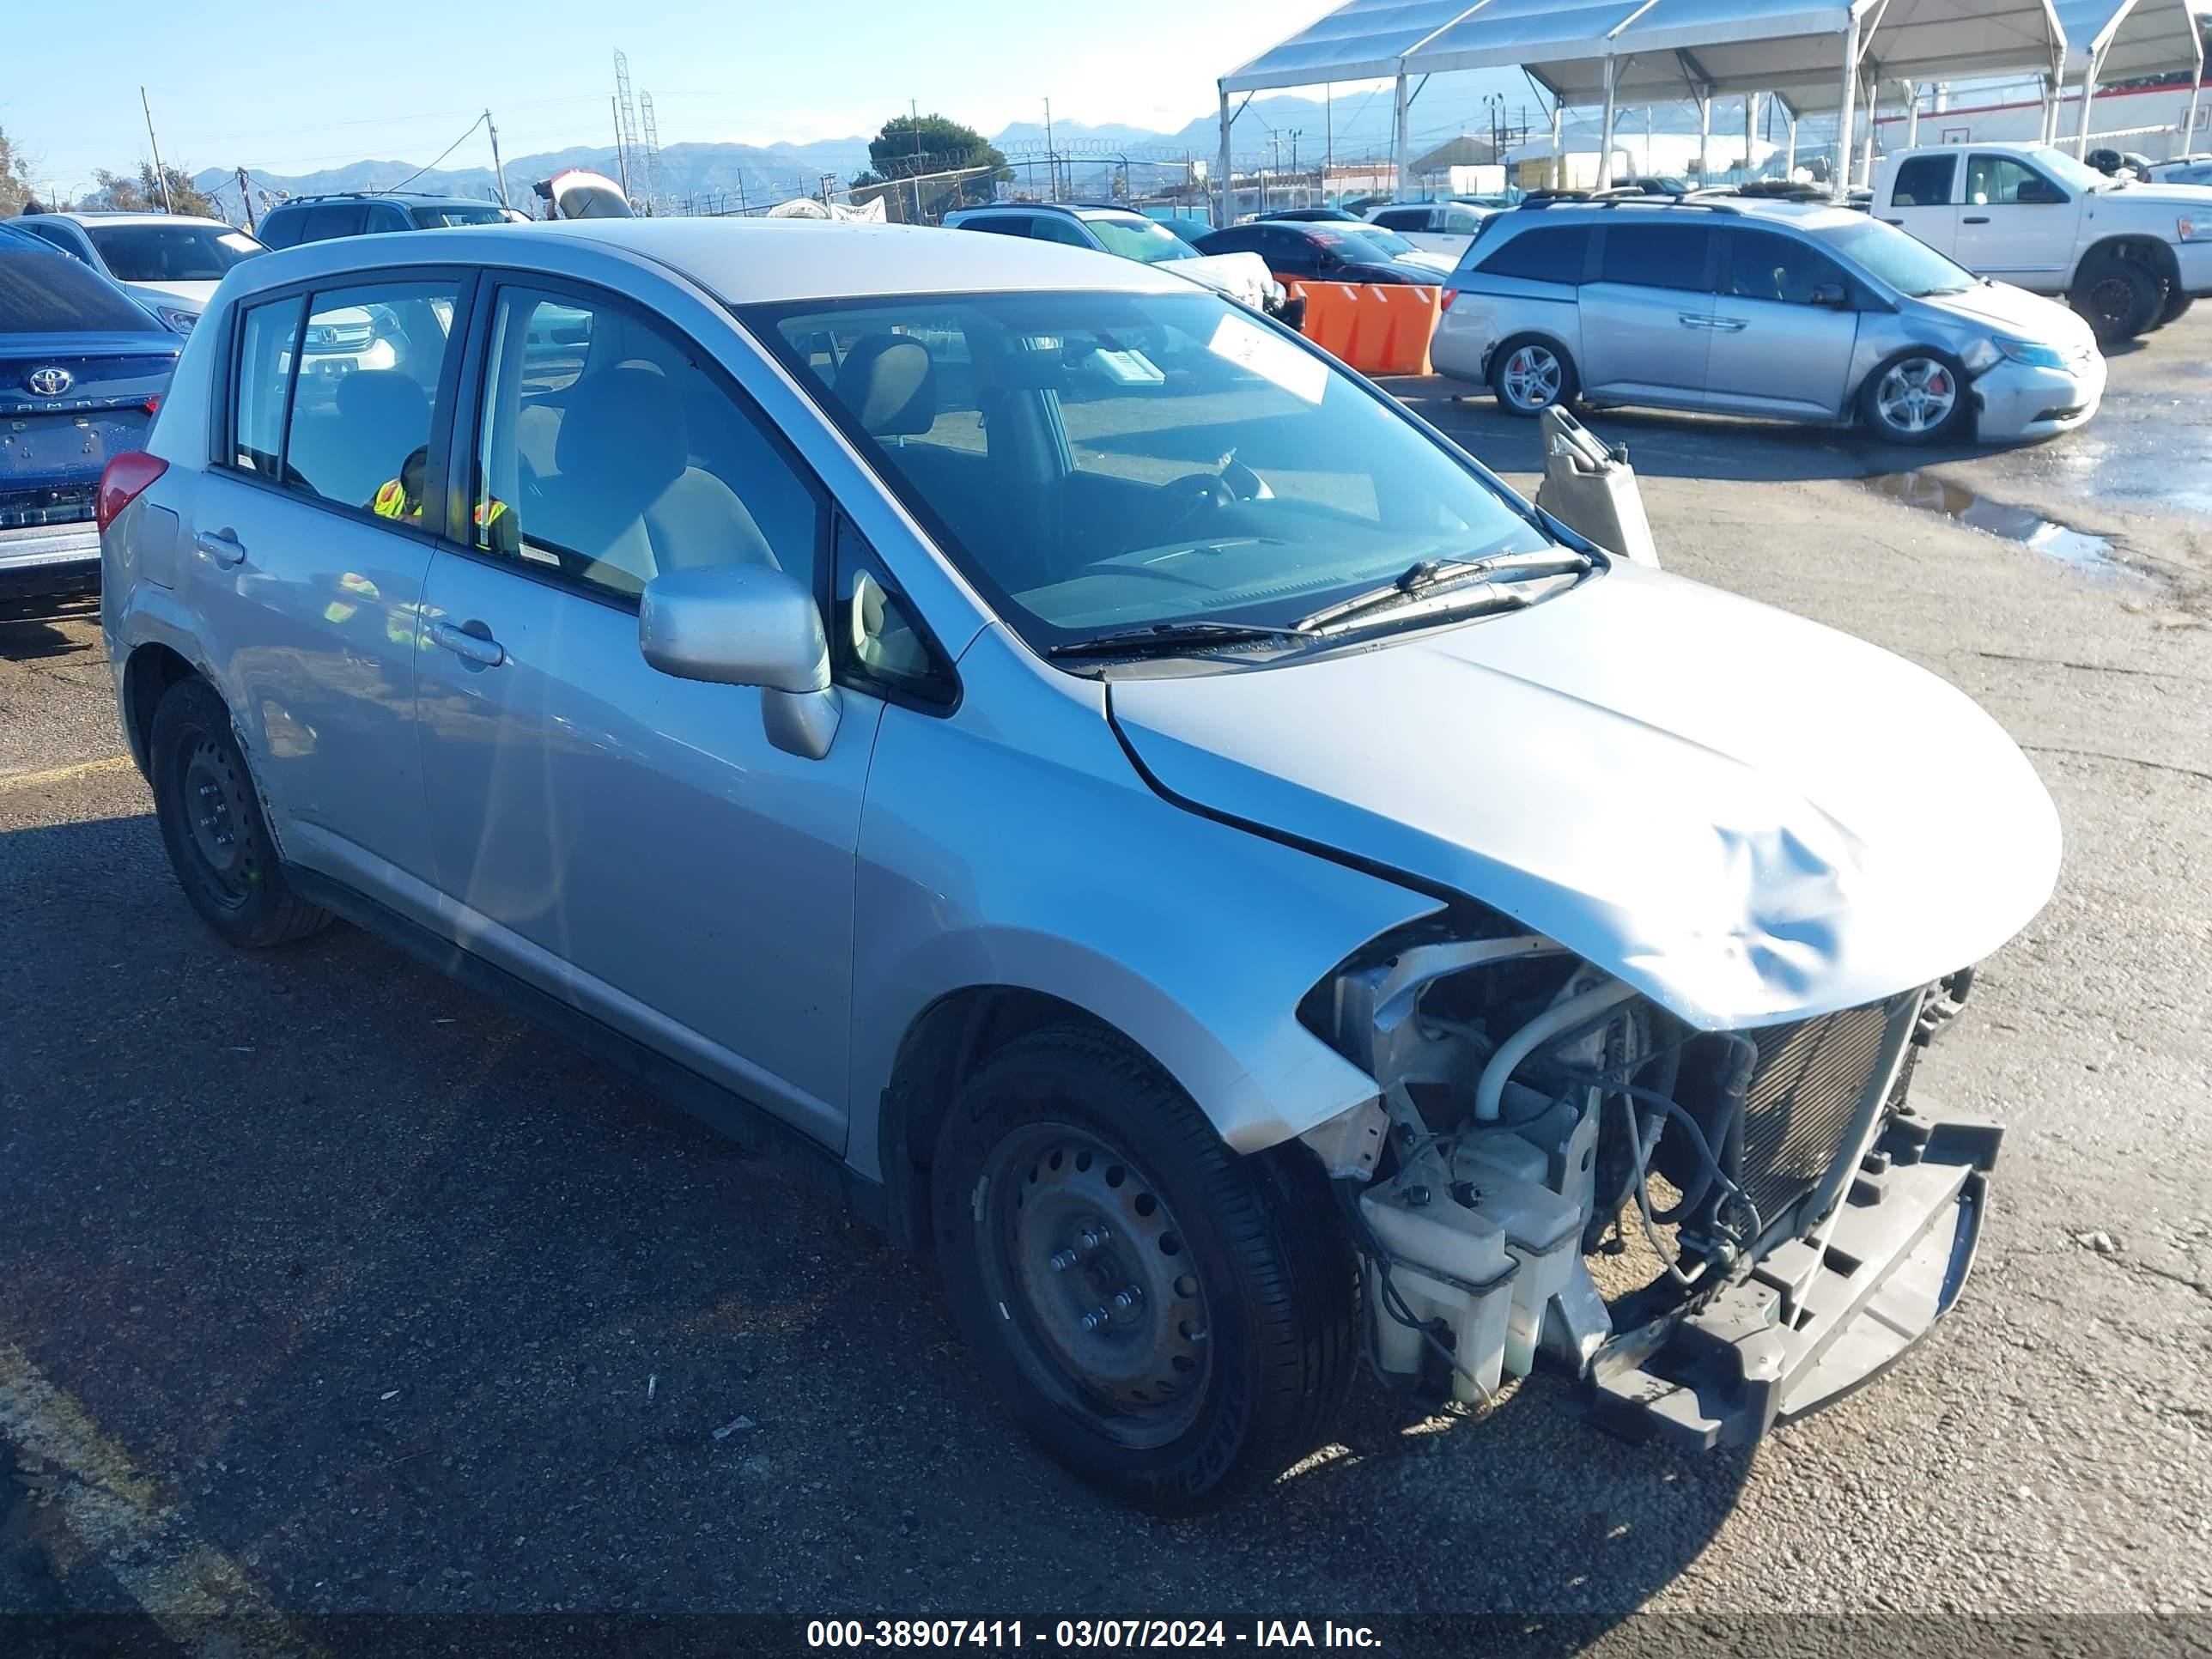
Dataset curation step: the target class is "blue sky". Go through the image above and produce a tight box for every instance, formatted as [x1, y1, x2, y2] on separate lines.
[3, 0, 1340, 196]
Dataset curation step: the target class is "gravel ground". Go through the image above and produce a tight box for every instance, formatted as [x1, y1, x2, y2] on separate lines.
[2, 313, 2208, 1650]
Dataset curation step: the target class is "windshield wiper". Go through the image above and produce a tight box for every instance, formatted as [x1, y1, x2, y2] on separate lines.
[1294, 550, 1591, 632]
[1046, 620, 1317, 659]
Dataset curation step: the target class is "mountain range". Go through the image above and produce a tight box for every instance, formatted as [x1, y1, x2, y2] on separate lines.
[194, 79, 1780, 219]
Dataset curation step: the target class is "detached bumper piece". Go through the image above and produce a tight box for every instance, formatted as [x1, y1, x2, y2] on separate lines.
[1585, 1109, 2001, 1450]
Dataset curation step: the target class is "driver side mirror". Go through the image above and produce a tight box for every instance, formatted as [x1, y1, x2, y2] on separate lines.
[639, 564, 842, 760]
[1808, 281, 1849, 308]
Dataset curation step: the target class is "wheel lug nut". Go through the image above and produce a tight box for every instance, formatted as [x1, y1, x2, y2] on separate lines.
[1048, 1249, 1079, 1273]
[1112, 1284, 1144, 1312]
[1078, 1224, 1110, 1252]
[1079, 1306, 1112, 1332]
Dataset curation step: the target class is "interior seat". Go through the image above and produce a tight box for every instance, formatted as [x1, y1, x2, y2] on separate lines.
[288, 369, 429, 509]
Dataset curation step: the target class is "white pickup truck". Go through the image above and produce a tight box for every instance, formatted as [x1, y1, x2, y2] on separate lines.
[1871, 141, 2212, 343]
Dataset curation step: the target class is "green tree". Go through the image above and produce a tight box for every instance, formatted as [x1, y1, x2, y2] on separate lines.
[81, 162, 217, 217]
[0, 127, 33, 217]
[866, 113, 1010, 216]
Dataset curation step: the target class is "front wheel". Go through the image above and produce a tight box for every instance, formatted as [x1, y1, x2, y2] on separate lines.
[2159, 289, 2194, 327]
[932, 1025, 1357, 1513]
[1490, 335, 1578, 416]
[1859, 351, 1968, 445]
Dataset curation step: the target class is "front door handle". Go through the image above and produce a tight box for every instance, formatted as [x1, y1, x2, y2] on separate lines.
[1678, 313, 1714, 328]
[1707, 317, 1748, 331]
[193, 528, 246, 566]
[1963, 215, 1991, 224]
[429, 618, 506, 667]
[1881, 216, 1905, 225]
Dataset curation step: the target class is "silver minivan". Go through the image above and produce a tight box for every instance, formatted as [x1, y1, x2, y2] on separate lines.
[1433, 198, 2105, 443]
[101, 220, 2057, 1510]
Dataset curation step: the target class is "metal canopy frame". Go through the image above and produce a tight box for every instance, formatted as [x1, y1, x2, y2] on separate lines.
[1213, 0, 2202, 213]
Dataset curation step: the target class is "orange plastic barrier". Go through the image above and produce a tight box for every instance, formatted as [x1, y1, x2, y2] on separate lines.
[1283, 279, 1442, 377]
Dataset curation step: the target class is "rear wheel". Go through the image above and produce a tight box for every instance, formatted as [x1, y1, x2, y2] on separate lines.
[2072, 256, 2162, 343]
[149, 678, 331, 948]
[1859, 350, 1967, 445]
[1490, 335, 1578, 416]
[932, 1024, 1357, 1513]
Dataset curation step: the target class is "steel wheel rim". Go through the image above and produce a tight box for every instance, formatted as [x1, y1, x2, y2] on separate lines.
[977, 1121, 1213, 1449]
[1875, 358, 1956, 434]
[1500, 345, 1561, 410]
[177, 733, 253, 908]
[2088, 275, 2136, 326]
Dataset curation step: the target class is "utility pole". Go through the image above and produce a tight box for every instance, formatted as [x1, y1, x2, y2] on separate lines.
[910, 98, 925, 223]
[140, 88, 174, 213]
[484, 108, 511, 208]
[234, 166, 256, 232]
[1043, 98, 1056, 201]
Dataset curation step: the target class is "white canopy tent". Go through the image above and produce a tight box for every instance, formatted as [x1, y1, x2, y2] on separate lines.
[1218, 0, 2105, 210]
[2044, 0, 2207, 154]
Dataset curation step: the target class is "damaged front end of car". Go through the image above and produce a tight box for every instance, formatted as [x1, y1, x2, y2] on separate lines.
[1295, 916, 1997, 1449]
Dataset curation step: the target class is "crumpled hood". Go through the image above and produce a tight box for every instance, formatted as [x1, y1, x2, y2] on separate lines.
[1109, 561, 2062, 1030]
[1921, 279, 2095, 352]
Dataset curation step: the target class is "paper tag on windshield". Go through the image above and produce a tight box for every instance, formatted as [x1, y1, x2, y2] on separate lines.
[1207, 313, 1328, 405]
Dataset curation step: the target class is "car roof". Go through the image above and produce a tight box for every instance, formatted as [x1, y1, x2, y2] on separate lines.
[1500, 197, 1864, 231]
[266, 194, 501, 211]
[222, 217, 1191, 306]
[25, 211, 235, 228]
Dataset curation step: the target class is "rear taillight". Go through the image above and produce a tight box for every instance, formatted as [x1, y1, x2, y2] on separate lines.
[96, 452, 168, 534]
[1439, 289, 1461, 312]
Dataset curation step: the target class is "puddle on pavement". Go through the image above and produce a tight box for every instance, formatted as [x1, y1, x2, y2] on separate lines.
[1863, 471, 2117, 574]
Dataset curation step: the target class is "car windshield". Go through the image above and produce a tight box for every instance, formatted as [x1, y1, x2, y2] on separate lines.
[411, 204, 510, 228]
[748, 288, 1562, 658]
[1825, 218, 1978, 297]
[2023, 145, 2113, 193]
[85, 223, 262, 283]
[0, 246, 162, 334]
[1356, 225, 1421, 257]
[1081, 216, 1199, 264]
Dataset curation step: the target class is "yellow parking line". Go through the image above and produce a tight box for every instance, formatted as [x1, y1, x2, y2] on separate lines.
[0, 1340, 319, 1657]
[0, 754, 134, 791]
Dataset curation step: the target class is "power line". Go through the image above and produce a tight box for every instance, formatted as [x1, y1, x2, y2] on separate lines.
[377, 113, 489, 196]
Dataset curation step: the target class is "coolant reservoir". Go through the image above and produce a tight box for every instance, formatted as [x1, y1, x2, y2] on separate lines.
[1450, 1144, 1584, 1376]
[1359, 1155, 1517, 1402]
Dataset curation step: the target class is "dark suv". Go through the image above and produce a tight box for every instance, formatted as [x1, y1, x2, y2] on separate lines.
[256, 193, 517, 250]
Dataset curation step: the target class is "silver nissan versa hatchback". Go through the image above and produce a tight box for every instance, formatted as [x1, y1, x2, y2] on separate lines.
[101, 219, 2060, 1511]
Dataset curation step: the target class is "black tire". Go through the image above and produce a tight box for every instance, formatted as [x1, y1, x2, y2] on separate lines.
[2072, 255, 2162, 343]
[1857, 349, 1970, 445]
[932, 1024, 1357, 1514]
[2160, 288, 2194, 327]
[1488, 334, 1578, 416]
[149, 677, 331, 948]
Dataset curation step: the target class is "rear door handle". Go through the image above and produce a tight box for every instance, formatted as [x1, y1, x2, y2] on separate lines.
[1706, 317, 1748, 331]
[429, 619, 506, 668]
[1963, 215, 1991, 224]
[1678, 313, 1714, 328]
[1881, 216, 1905, 225]
[193, 528, 246, 566]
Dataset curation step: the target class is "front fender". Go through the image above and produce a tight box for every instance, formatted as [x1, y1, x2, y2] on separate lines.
[845, 625, 1440, 1180]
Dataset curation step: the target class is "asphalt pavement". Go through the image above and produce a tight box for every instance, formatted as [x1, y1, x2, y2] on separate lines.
[3, 313, 2209, 1652]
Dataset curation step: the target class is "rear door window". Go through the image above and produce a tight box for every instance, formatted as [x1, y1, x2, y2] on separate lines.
[1890, 154, 1959, 207]
[963, 216, 1032, 238]
[1475, 224, 1591, 283]
[1598, 222, 1714, 291]
[229, 296, 303, 475]
[280, 280, 462, 520]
